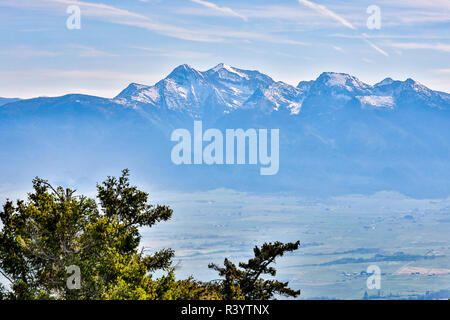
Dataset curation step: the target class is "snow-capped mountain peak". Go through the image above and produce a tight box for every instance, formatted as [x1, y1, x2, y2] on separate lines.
[375, 77, 394, 87]
[113, 64, 276, 117]
[113, 64, 450, 118]
[402, 78, 429, 93]
[315, 72, 371, 92]
[244, 81, 306, 114]
[205, 63, 273, 85]
[114, 82, 155, 105]
[165, 64, 205, 82]
[209, 63, 247, 78]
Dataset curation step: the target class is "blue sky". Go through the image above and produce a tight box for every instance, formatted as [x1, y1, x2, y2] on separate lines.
[0, 0, 449, 98]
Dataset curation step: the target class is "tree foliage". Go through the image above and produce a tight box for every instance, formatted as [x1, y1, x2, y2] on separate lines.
[209, 241, 301, 300]
[0, 169, 174, 299]
[0, 170, 300, 300]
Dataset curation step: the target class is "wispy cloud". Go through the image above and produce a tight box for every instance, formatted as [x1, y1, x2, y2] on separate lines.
[396, 11, 450, 25]
[190, 0, 247, 21]
[384, 41, 450, 53]
[0, 68, 154, 81]
[0, 68, 162, 98]
[47, 0, 148, 19]
[1, 0, 218, 42]
[362, 34, 389, 57]
[3, 0, 306, 44]
[432, 68, 450, 74]
[362, 58, 374, 64]
[331, 33, 450, 40]
[361, 0, 450, 26]
[332, 46, 344, 53]
[389, 0, 450, 10]
[176, 4, 333, 23]
[131, 47, 212, 59]
[69, 44, 118, 58]
[298, 0, 388, 56]
[0, 46, 62, 57]
[298, 0, 355, 30]
[363, 39, 389, 56]
[0, 44, 118, 58]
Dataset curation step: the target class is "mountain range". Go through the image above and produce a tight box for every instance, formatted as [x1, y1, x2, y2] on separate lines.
[1, 64, 449, 197]
[114, 63, 450, 118]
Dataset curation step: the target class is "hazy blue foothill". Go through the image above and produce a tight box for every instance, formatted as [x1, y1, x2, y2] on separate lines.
[0, 64, 449, 299]
[1, 64, 449, 198]
[0, 97, 21, 106]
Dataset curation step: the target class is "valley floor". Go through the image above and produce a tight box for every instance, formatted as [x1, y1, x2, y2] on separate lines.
[143, 189, 450, 300]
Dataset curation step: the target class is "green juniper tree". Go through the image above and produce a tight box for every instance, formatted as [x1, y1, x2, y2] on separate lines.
[209, 241, 301, 300]
[0, 170, 300, 300]
[0, 169, 174, 299]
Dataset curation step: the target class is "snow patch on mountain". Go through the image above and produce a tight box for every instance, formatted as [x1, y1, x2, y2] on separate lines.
[357, 95, 395, 109]
[113, 64, 449, 118]
[375, 78, 394, 87]
[244, 81, 305, 114]
[315, 72, 372, 93]
[211, 63, 250, 80]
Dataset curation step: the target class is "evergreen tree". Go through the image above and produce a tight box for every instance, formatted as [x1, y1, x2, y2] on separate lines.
[0, 169, 174, 299]
[0, 170, 301, 300]
[209, 241, 301, 300]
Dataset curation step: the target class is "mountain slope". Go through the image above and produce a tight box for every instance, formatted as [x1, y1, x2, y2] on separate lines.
[0, 64, 449, 197]
[114, 65, 450, 120]
[0, 97, 21, 106]
[298, 72, 450, 112]
[114, 63, 275, 119]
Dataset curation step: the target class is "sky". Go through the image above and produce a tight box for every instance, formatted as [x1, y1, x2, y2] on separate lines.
[0, 0, 449, 98]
